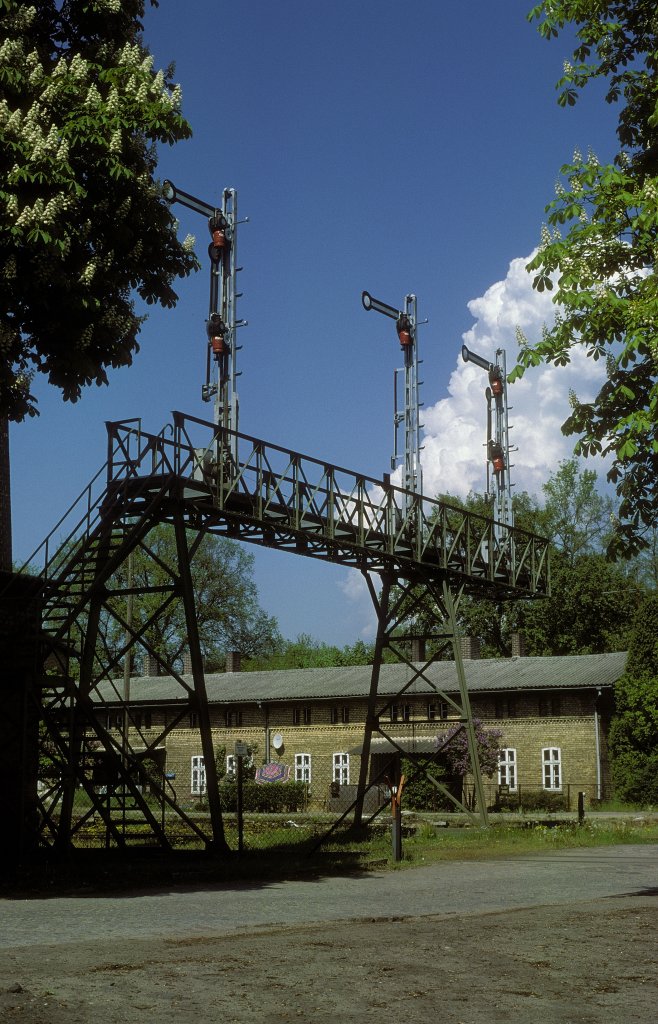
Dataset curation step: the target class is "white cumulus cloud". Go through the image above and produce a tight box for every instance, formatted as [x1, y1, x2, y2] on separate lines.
[420, 251, 608, 501]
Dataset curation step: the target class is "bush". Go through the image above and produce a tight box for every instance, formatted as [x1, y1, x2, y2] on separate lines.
[401, 758, 458, 811]
[220, 780, 308, 813]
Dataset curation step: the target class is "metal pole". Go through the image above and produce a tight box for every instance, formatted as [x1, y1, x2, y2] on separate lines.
[354, 572, 392, 826]
[173, 513, 228, 853]
[443, 581, 488, 826]
[121, 550, 134, 834]
[237, 754, 244, 856]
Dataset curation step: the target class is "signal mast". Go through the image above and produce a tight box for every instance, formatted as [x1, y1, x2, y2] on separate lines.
[362, 291, 424, 507]
[461, 344, 514, 539]
[163, 181, 245, 453]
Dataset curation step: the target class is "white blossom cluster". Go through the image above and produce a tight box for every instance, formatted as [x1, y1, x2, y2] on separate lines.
[2, 13, 187, 241]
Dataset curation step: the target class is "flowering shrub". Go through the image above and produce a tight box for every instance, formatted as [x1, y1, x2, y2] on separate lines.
[435, 719, 503, 777]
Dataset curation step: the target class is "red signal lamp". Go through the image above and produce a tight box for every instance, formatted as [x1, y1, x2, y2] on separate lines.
[489, 368, 504, 397]
[396, 314, 413, 347]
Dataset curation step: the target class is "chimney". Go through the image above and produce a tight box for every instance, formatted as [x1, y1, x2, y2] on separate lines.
[143, 653, 160, 677]
[459, 636, 481, 660]
[511, 632, 526, 658]
[411, 637, 426, 662]
[226, 650, 241, 673]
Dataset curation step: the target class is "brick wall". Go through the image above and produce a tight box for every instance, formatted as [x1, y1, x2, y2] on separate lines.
[111, 686, 609, 808]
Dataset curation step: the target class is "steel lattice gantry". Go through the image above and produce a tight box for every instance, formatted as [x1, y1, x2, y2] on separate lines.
[20, 411, 549, 853]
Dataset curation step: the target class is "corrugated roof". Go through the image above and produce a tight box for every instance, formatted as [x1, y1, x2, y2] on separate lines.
[93, 651, 627, 705]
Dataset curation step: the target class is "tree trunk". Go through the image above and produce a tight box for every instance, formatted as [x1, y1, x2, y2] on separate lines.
[0, 415, 11, 571]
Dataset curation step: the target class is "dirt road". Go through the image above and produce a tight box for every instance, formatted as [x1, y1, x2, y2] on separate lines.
[1, 845, 656, 1023]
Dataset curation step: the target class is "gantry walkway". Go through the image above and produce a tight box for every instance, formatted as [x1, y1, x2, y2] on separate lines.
[87, 412, 548, 595]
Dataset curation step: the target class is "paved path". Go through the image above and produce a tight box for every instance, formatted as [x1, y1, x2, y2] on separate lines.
[1, 843, 656, 948]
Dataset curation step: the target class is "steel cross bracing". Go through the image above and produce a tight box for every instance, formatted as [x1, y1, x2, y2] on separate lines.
[18, 411, 549, 853]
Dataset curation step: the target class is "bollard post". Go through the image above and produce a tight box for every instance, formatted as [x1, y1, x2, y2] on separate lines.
[235, 740, 249, 856]
[389, 773, 406, 862]
[577, 790, 585, 825]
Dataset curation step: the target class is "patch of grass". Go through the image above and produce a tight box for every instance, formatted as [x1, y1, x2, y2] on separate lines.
[6, 815, 658, 896]
[395, 818, 658, 868]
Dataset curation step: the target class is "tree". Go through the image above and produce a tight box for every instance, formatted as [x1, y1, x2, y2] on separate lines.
[0, 1, 197, 567]
[519, 552, 640, 655]
[537, 458, 614, 566]
[609, 595, 658, 803]
[511, 2, 658, 558]
[103, 526, 281, 671]
[0, 0, 197, 419]
[244, 634, 374, 671]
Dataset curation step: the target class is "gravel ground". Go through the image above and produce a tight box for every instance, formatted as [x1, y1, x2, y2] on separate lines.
[1, 845, 656, 1024]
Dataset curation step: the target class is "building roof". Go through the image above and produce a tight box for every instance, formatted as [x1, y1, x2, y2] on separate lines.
[94, 651, 627, 706]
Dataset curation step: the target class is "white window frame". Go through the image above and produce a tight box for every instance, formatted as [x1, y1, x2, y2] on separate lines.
[333, 752, 350, 785]
[295, 753, 311, 783]
[542, 747, 562, 790]
[498, 748, 517, 790]
[226, 754, 236, 777]
[191, 755, 206, 795]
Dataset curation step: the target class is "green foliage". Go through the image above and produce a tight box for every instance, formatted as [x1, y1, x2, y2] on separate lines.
[496, 789, 569, 812]
[519, 551, 639, 655]
[513, 1, 658, 557]
[609, 596, 658, 803]
[624, 594, 658, 678]
[244, 634, 374, 671]
[219, 779, 308, 813]
[104, 524, 281, 670]
[401, 757, 452, 812]
[537, 458, 614, 565]
[0, 0, 198, 420]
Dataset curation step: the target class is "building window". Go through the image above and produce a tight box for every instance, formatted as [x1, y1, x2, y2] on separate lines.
[133, 710, 152, 730]
[189, 712, 198, 728]
[226, 754, 236, 777]
[495, 697, 517, 719]
[225, 709, 243, 727]
[191, 755, 206, 795]
[498, 748, 517, 790]
[105, 712, 122, 731]
[390, 703, 411, 723]
[427, 701, 449, 721]
[333, 752, 350, 785]
[295, 753, 311, 783]
[538, 696, 561, 717]
[542, 748, 562, 790]
[330, 706, 350, 724]
[292, 707, 311, 725]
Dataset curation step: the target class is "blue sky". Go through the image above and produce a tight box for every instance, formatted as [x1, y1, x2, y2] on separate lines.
[11, 1, 618, 644]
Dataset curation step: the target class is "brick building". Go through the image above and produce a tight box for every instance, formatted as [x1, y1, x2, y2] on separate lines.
[94, 647, 625, 810]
